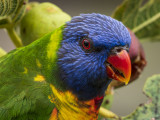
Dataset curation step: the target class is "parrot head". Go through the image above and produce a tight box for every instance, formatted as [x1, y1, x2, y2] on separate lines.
[58, 13, 131, 101]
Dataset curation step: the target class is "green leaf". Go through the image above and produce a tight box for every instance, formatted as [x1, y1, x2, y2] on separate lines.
[98, 94, 114, 120]
[0, 0, 28, 28]
[101, 94, 114, 110]
[0, 47, 6, 57]
[122, 74, 160, 120]
[0, 0, 28, 48]
[112, 0, 160, 41]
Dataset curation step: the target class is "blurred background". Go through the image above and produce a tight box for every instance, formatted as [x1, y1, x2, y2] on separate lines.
[0, 0, 160, 116]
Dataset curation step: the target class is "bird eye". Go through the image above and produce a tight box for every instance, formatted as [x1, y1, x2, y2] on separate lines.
[82, 39, 91, 50]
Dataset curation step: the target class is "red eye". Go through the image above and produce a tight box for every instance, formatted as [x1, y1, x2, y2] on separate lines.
[82, 39, 90, 50]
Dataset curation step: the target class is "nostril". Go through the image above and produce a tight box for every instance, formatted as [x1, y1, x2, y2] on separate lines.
[111, 46, 129, 54]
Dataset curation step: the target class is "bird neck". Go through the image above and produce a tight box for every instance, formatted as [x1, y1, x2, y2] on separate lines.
[48, 84, 104, 120]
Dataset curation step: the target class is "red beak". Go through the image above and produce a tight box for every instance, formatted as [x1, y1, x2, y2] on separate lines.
[106, 50, 131, 85]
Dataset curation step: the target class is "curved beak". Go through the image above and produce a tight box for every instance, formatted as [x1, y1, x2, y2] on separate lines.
[106, 50, 131, 85]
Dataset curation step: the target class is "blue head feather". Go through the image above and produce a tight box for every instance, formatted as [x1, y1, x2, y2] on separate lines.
[57, 13, 131, 101]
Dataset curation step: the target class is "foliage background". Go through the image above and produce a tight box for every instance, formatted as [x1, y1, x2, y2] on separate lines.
[0, 0, 160, 116]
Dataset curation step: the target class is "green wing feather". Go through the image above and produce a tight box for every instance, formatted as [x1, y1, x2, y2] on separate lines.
[0, 26, 64, 120]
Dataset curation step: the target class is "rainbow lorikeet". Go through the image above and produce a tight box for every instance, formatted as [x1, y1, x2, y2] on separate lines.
[0, 13, 131, 120]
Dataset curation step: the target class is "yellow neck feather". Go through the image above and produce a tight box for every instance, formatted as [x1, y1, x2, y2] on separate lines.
[49, 84, 99, 120]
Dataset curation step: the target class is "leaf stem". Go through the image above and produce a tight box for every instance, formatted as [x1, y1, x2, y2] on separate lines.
[99, 107, 119, 119]
[6, 27, 23, 48]
[0, 47, 6, 57]
[132, 13, 160, 33]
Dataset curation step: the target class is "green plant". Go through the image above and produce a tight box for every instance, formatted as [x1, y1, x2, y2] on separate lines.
[0, 0, 160, 120]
